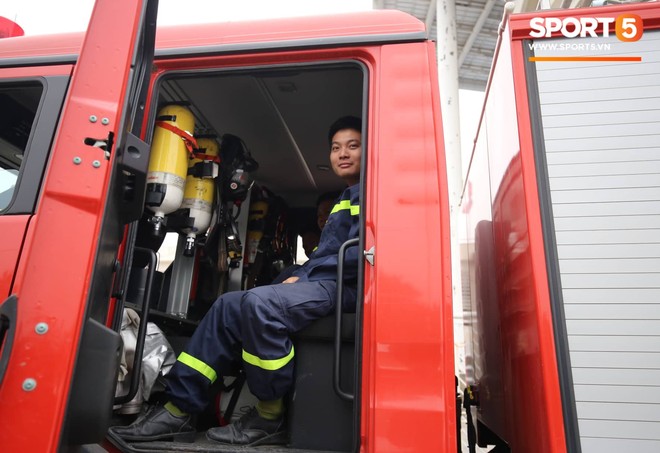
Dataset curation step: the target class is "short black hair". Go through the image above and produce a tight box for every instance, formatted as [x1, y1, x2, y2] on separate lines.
[328, 115, 362, 145]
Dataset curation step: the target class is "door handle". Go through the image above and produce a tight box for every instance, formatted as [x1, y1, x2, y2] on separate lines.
[334, 237, 359, 401]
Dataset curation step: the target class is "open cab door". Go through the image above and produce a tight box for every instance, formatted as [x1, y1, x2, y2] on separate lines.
[0, 0, 158, 450]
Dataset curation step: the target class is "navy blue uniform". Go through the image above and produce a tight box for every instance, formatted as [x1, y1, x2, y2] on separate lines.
[165, 184, 360, 412]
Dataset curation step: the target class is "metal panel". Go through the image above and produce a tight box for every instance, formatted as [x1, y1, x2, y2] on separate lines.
[569, 334, 660, 352]
[561, 273, 660, 288]
[563, 288, 659, 304]
[560, 259, 660, 273]
[550, 174, 660, 190]
[580, 438, 660, 453]
[572, 368, 660, 386]
[553, 201, 660, 217]
[554, 214, 660, 230]
[552, 187, 660, 204]
[545, 130, 660, 150]
[541, 95, 660, 117]
[543, 118, 660, 140]
[571, 353, 660, 370]
[579, 420, 660, 440]
[556, 228, 660, 243]
[565, 304, 660, 320]
[566, 319, 660, 336]
[557, 243, 660, 258]
[542, 109, 660, 129]
[578, 401, 660, 421]
[536, 30, 660, 452]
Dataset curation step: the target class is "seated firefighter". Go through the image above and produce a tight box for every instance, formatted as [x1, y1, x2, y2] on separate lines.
[271, 189, 342, 284]
[110, 115, 363, 446]
[299, 189, 342, 258]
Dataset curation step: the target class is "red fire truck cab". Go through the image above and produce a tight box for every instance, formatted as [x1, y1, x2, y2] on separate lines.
[0, 2, 454, 452]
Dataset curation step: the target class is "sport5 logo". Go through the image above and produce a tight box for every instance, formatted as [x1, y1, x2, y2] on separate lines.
[529, 14, 643, 42]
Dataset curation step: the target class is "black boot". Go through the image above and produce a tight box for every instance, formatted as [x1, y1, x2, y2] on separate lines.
[109, 405, 196, 443]
[206, 407, 285, 446]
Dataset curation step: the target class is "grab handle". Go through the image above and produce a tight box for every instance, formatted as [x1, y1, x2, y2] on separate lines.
[334, 237, 359, 401]
[114, 247, 156, 405]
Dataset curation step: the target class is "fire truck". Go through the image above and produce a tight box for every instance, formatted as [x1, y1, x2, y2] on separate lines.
[461, 2, 660, 453]
[2, 1, 658, 452]
[0, 1, 454, 452]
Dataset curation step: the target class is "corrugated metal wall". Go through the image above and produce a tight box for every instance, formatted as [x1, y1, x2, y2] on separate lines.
[535, 30, 660, 453]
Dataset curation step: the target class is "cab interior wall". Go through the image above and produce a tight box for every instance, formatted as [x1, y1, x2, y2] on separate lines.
[156, 63, 364, 208]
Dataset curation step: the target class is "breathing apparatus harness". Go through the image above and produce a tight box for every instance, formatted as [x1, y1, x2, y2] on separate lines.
[208, 133, 259, 273]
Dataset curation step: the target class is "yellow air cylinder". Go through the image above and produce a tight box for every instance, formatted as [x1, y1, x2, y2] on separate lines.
[145, 104, 195, 231]
[246, 200, 268, 264]
[181, 136, 219, 254]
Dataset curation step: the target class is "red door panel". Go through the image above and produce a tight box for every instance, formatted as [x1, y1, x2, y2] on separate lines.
[0, 216, 29, 298]
[0, 1, 157, 450]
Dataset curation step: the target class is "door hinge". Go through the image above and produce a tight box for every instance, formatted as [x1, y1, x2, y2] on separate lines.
[84, 131, 115, 160]
[363, 246, 375, 266]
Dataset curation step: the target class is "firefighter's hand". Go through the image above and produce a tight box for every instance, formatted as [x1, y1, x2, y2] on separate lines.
[282, 276, 299, 284]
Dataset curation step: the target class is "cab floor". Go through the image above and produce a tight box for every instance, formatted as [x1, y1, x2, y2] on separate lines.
[106, 431, 343, 453]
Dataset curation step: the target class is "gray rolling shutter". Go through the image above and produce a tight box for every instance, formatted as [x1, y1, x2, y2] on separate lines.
[535, 30, 660, 453]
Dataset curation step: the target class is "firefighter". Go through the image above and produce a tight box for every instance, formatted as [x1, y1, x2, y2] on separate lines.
[315, 190, 340, 231]
[110, 116, 362, 446]
[271, 190, 341, 284]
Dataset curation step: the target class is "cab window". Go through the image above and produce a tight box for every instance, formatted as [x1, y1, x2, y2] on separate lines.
[0, 82, 43, 212]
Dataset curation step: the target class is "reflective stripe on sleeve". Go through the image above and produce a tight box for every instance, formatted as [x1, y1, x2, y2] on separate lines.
[330, 200, 360, 216]
[177, 351, 218, 382]
[242, 346, 295, 371]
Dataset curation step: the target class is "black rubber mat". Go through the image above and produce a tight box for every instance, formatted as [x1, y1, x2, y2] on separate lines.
[106, 429, 340, 453]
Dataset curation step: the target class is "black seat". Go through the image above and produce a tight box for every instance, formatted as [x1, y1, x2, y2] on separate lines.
[288, 313, 356, 451]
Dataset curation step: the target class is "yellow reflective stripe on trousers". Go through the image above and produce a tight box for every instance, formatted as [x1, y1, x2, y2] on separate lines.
[177, 351, 218, 382]
[242, 346, 295, 371]
[330, 200, 360, 216]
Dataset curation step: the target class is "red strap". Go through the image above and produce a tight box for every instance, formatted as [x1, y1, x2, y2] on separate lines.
[192, 152, 221, 163]
[156, 121, 198, 154]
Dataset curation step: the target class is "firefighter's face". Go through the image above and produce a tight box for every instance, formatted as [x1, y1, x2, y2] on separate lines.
[330, 128, 361, 185]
